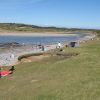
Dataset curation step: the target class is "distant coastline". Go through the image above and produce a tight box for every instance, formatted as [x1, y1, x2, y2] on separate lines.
[0, 23, 93, 35]
[0, 23, 96, 38]
[0, 32, 78, 37]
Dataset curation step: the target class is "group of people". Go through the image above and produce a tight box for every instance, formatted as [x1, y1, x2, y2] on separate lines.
[0, 66, 15, 78]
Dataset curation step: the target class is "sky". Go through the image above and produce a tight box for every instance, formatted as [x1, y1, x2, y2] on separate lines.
[0, 0, 100, 29]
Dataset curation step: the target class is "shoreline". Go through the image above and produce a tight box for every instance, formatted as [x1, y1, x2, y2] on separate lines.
[0, 32, 79, 37]
[0, 44, 58, 67]
[0, 32, 96, 67]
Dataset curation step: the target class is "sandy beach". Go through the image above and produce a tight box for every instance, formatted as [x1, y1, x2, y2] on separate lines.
[0, 32, 78, 37]
[0, 32, 96, 67]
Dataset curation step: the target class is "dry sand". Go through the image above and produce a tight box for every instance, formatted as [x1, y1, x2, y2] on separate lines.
[0, 32, 77, 37]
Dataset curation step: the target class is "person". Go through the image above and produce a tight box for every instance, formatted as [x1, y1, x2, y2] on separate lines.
[9, 66, 15, 74]
[58, 42, 62, 48]
[0, 67, 1, 78]
[70, 42, 76, 47]
[0, 70, 10, 77]
[41, 45, 44, 51]
[10, 54, 14, 59]
[0, 66, 15, 78]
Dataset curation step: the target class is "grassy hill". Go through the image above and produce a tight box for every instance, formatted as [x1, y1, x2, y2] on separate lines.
[0, 23, 97, 33]
[0, 23, 69, 33]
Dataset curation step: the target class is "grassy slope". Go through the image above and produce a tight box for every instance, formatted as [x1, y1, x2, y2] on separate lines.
[0, 23, 93, 33]
[0, 23, 68, 33]
[0, 39, 100, 100]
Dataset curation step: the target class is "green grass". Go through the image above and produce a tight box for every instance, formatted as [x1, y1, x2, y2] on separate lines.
[0, 23, 69, 33]
[0, 39, 100, 100]
[0, 23, 95, 33]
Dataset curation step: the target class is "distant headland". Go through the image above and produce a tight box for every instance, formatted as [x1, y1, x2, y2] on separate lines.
[0, 23, 100, 37]
[0, 23, 98, 33]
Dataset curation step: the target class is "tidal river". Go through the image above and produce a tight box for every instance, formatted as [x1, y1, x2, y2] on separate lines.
[0, 33, 88, 45]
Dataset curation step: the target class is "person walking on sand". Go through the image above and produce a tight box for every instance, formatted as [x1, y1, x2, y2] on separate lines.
[42, 45, 44, 51]
[10, 54, 14, 59]
[58, 42, 62, 48]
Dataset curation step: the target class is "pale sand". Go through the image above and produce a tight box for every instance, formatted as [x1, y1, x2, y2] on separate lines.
[0, 32, 77, 37]
[0, 44, 58, 67]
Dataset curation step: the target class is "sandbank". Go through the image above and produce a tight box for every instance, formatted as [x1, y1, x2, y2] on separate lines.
[0, 32, 78, 37]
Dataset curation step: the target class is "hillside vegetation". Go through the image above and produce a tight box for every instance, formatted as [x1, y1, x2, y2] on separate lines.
[0, 23, 98, 33]
[0, 23, 69, 33]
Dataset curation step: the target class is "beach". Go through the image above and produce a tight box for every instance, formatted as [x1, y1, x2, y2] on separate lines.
[0, 32, 77, 37]
[0, 43, 59, 67]
[0, 32, 96, 67]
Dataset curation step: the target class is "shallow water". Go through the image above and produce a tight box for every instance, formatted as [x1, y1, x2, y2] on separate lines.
[0, 33, 86, 44]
